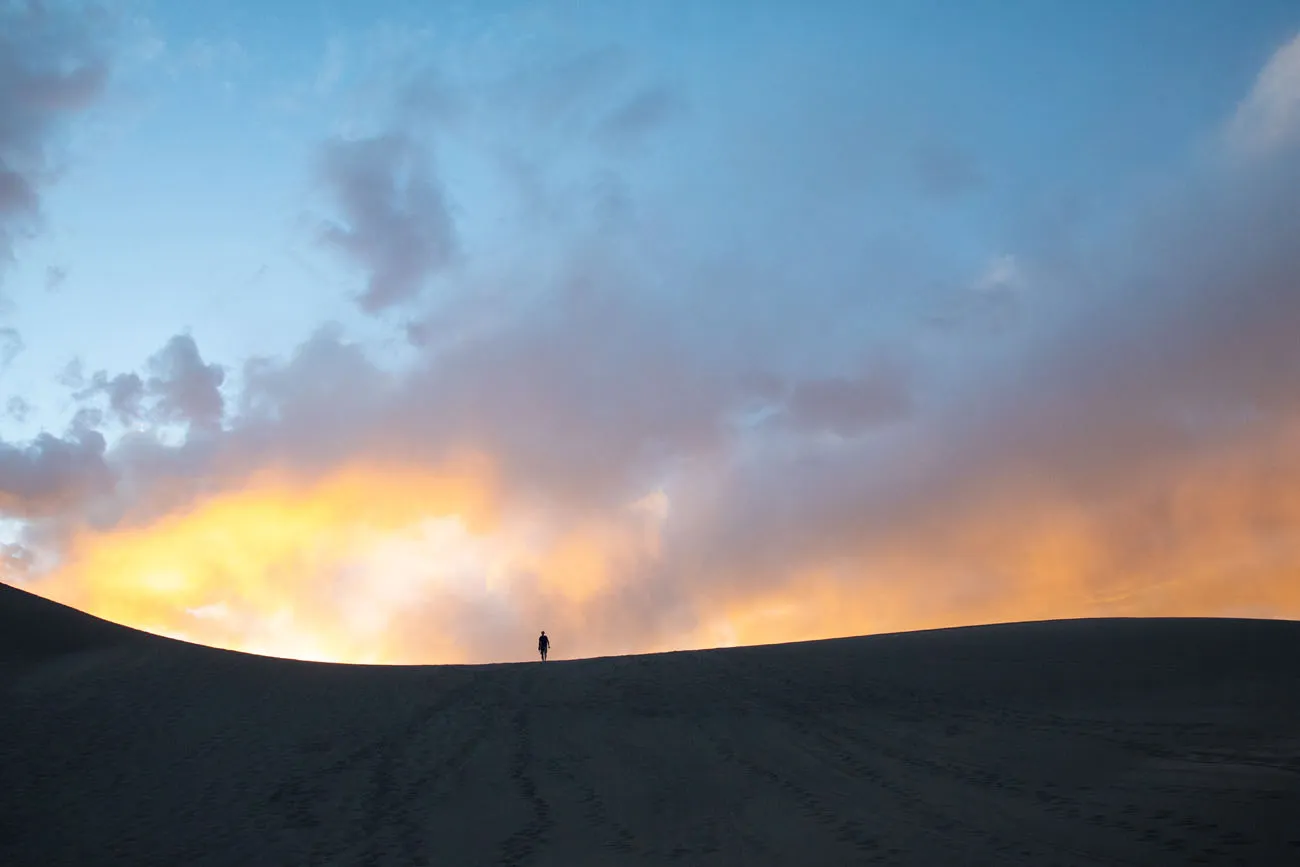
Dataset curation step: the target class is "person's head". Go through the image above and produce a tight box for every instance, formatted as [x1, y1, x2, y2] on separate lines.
[540, 630, 546, 636]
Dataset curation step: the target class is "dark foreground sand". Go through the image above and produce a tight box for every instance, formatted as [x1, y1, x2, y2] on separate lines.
[2, 583, 1299, 866]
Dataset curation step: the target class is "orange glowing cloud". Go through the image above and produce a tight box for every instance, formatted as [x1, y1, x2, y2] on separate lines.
[24, 453, 675, 664]
[681, 416, 1300, 652]
[16, 413, 1300, 665]
[33, 456, 500, 662]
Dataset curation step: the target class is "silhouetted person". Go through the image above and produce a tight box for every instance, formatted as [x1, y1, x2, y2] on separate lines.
[538, 630, 550, 662]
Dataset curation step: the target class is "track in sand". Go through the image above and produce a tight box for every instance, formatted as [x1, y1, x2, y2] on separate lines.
[3, 581, 1299, 865]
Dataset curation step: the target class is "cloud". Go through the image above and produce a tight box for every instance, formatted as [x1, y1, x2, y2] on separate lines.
[72, 335, 224, 432]
[314, 37, 347, 97]
[670, 141, 1300, 638]
[1, 541, 34, 578]
[221, 268, 750, 514]
[74, 371, 145, 424]
[1227, 31, 1300, 158]
[973, 254, 1022, 295]
[0, 429, 112, 520]
[596, 85, 682, 150]
[318, 133, 458, 313]
[32, 130, 1298, 656]
[17, 135, 1300, 658]
[912, 139, 983, 198]
[44, 265, 67, 291]
[927, 253, 1028, 333]
[495, 46, 630, 131]
[0, 326, 21, 367]
[0, 1, 112, 275]
[176, 37, 245, 74]
[5, 396, 31, 423]
[145, 334, 226, 431]
[9, 22, 1300, 663]
[777, 364, 911, 437]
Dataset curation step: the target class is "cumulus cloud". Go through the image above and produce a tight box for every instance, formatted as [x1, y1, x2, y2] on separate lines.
[145, 334, 226, 431]
[0, 1, 112, 274]
[74, 370, 144, 424]
[71, 335, 225, 432]
[0, 429, 112, 520]
[318, 133, 458, 313]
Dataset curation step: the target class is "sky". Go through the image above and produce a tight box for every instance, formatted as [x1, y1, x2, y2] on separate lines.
[2, 0, 1299, 663]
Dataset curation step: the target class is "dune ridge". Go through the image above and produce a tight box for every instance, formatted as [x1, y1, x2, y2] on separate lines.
[2, 580, 1299, 865]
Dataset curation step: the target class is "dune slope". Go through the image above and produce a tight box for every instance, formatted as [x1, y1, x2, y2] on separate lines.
[2, 581, 1299, 866]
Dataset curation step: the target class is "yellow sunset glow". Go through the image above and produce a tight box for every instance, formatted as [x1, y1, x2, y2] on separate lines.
[34, 458, 500, 662]
[26, 454, 674, 663]
[17, 416, 1300, 664]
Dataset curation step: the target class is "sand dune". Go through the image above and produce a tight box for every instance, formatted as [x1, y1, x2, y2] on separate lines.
[2, 582, 1299, 865]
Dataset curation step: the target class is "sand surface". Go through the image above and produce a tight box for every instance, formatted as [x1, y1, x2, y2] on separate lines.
[3, 583, 1300, 866]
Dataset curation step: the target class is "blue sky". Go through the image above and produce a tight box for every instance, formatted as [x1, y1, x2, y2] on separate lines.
[5, 0, 1293, 417]
[2, 1, 1300, 661]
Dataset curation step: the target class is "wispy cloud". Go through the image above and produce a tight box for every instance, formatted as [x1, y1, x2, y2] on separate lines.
[5, 396, 31, 424]
[1227, 31, 1300, 158]
[0, 1, 113, 276]
[595, 85, 683, 150]
[0, 326, 22, 368]
[44, 264, 67, 292]
[318, 133, 458, 313]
